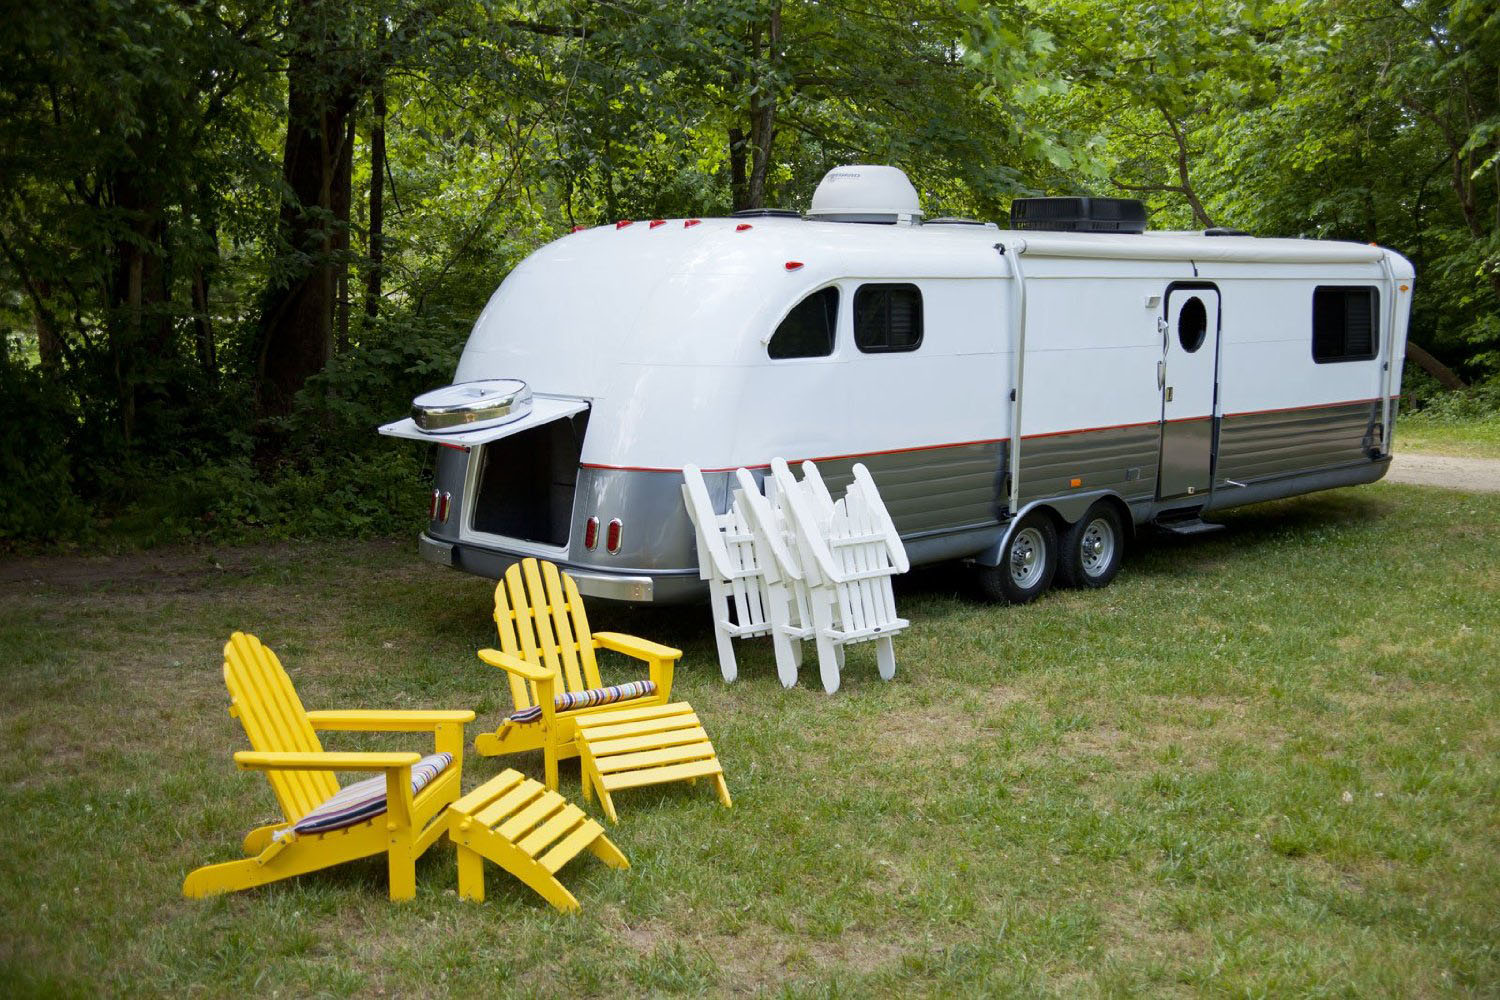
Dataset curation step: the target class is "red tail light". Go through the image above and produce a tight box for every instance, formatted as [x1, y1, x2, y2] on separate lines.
[583, 516, 599, 550]
[438, 492, 451, 524]
[606, 518, 623, 554]
[429, 489, 440, 520]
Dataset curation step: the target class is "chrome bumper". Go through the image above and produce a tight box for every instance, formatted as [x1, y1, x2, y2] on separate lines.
[416, 533, 704, 604]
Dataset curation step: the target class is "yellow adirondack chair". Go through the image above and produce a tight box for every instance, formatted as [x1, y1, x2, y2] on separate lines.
[473, 558, 680, 790]
[183, 632, 475, 902]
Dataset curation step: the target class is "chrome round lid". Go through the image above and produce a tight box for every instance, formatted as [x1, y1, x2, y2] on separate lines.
[410, 379, 532, 433]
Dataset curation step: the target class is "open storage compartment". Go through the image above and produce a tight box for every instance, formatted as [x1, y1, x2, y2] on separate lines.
[470, 410, 590, 546]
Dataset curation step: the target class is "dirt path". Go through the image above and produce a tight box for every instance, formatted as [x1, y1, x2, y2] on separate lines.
[1388, 452, 1500, 492]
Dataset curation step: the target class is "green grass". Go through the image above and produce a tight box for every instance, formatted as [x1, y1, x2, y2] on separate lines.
[2, 483, 1498, 997]
[1398, 411, 1500, 459]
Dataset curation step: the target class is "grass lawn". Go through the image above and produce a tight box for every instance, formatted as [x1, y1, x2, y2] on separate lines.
[2, 483, 1497, 997]
[1398, 412, 1500, 459]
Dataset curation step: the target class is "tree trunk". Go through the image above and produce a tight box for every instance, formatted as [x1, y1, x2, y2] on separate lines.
[745, 7, 781, 211]
[334, 113, 354, 353]
[255, 0, 359, 416]
[364, 66, 385, 320]
[191, 263, 215, 383]
[1405, 341, 1467, 390]
[728, 127, 748, 212]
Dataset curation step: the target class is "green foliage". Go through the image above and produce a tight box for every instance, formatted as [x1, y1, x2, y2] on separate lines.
[0, 358, 87, 541]
[0, 0, 1495, 546]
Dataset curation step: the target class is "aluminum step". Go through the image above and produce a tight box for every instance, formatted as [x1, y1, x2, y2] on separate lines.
[1153, 515, 1226, 536]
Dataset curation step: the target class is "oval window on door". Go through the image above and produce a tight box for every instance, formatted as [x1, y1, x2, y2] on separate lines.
[1178, 296, 1208, 353]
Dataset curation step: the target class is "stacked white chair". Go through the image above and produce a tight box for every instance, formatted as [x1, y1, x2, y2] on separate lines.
[769, 458, 910, 693]
[683, 459, 909, 693]
[682, 465, 805, 686]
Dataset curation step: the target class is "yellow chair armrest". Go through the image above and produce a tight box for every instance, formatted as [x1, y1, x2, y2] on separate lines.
[593, 632, 682, 662]
[233, 750, 421, 772]
[592, 632, 677, 702]
[305, 709, 475, 732]
[478, 648, 553, 683]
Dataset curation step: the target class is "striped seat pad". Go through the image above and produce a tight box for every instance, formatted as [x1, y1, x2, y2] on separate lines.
[507, 680, 657, 725]
[292, 752, 453, 835]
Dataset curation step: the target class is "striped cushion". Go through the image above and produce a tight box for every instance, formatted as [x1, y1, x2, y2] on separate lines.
[507, 680, 657, 725]
[292, 752, 453, 835]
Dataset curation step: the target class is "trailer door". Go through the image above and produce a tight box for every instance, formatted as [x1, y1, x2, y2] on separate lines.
[1158, 285, 1221, 499]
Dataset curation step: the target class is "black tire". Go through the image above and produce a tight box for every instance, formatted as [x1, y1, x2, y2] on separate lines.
[976, 510, 1058, 604]
[1057, 501, 1126, 589]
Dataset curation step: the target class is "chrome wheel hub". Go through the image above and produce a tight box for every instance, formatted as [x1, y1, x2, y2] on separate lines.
[1079, 517, 1116, 577]
[1009, 527, 1047, 589]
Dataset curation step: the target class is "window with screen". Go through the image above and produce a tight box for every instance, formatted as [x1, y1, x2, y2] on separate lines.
[1312, 286, 1378, 363]
[768, 287, 838, 359]
[854, 283, 923, 353]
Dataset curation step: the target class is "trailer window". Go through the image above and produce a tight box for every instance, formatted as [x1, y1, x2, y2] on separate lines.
[768, 287, 838, 359]
[1312, 286, 1378, 363]
[854, 284, 923, 353]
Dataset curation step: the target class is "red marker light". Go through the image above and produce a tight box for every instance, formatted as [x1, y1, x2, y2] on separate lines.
[606, 518, 623, 554]
[616, 219, 633, 229]
[571, 225, 586, 233]
[649, 219, 666, 229]
[736, 223, 753, 232]
[583, 516, 599, 550]
[684, 219, 702, 228]
[785, 261, 804, 271]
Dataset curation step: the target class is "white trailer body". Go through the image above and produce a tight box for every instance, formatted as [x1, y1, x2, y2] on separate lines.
[382, 168, 1414, 602]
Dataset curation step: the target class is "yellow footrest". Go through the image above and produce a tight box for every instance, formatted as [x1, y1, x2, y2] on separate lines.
[575, 702, 732, 823]
[447, 769, 627, 912]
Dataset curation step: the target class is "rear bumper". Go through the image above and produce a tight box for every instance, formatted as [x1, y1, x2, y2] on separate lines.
[417, 532, 704, 604]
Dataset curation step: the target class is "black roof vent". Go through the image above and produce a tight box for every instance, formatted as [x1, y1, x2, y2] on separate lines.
[1010, 196, 1147, 234]
[731, 208, 801, 219]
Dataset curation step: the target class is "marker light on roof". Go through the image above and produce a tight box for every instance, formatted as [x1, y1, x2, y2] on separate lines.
[684, 219, 702, 228]
[571, 225, 586, 233]
[785, 261, 804, 271]
[616, 220, 633, 229]
[649, 219, 666, 229]
[736, 223, 753, 232]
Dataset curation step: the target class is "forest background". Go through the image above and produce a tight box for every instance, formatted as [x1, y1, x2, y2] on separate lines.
[1, 0, 1495, 544]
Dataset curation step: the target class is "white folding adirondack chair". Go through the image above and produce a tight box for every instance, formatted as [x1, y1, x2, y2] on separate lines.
[770, 458, 911, 693]
[733, 467, 812, 685]
[682, 464, 784, 684]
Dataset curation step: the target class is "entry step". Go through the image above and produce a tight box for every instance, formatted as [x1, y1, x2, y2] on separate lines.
[1153, 515, 1226, 536]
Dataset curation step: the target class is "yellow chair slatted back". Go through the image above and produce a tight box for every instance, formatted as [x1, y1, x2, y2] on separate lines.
[493, 558, 604, 710]
[222, 631, 338, 822]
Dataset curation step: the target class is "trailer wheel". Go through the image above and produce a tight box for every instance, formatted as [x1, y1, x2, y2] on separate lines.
[977, 510, 1057, 604]
[1057, 501, 1125, 589]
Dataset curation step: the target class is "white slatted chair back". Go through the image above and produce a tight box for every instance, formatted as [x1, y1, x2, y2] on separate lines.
[734, 468, 812, 686]
[769, 459, 910, 693]
[682, 465, 774, 682]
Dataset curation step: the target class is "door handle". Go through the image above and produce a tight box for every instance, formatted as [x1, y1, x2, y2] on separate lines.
[1165, 386, 1174, 402]
[1157, 360, 1166, 389]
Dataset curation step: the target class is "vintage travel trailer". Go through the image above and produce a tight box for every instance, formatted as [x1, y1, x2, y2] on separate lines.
[381, 166, 1414, 604]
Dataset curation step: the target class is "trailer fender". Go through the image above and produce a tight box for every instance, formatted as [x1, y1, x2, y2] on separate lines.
[971, 491, 1126, 567]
